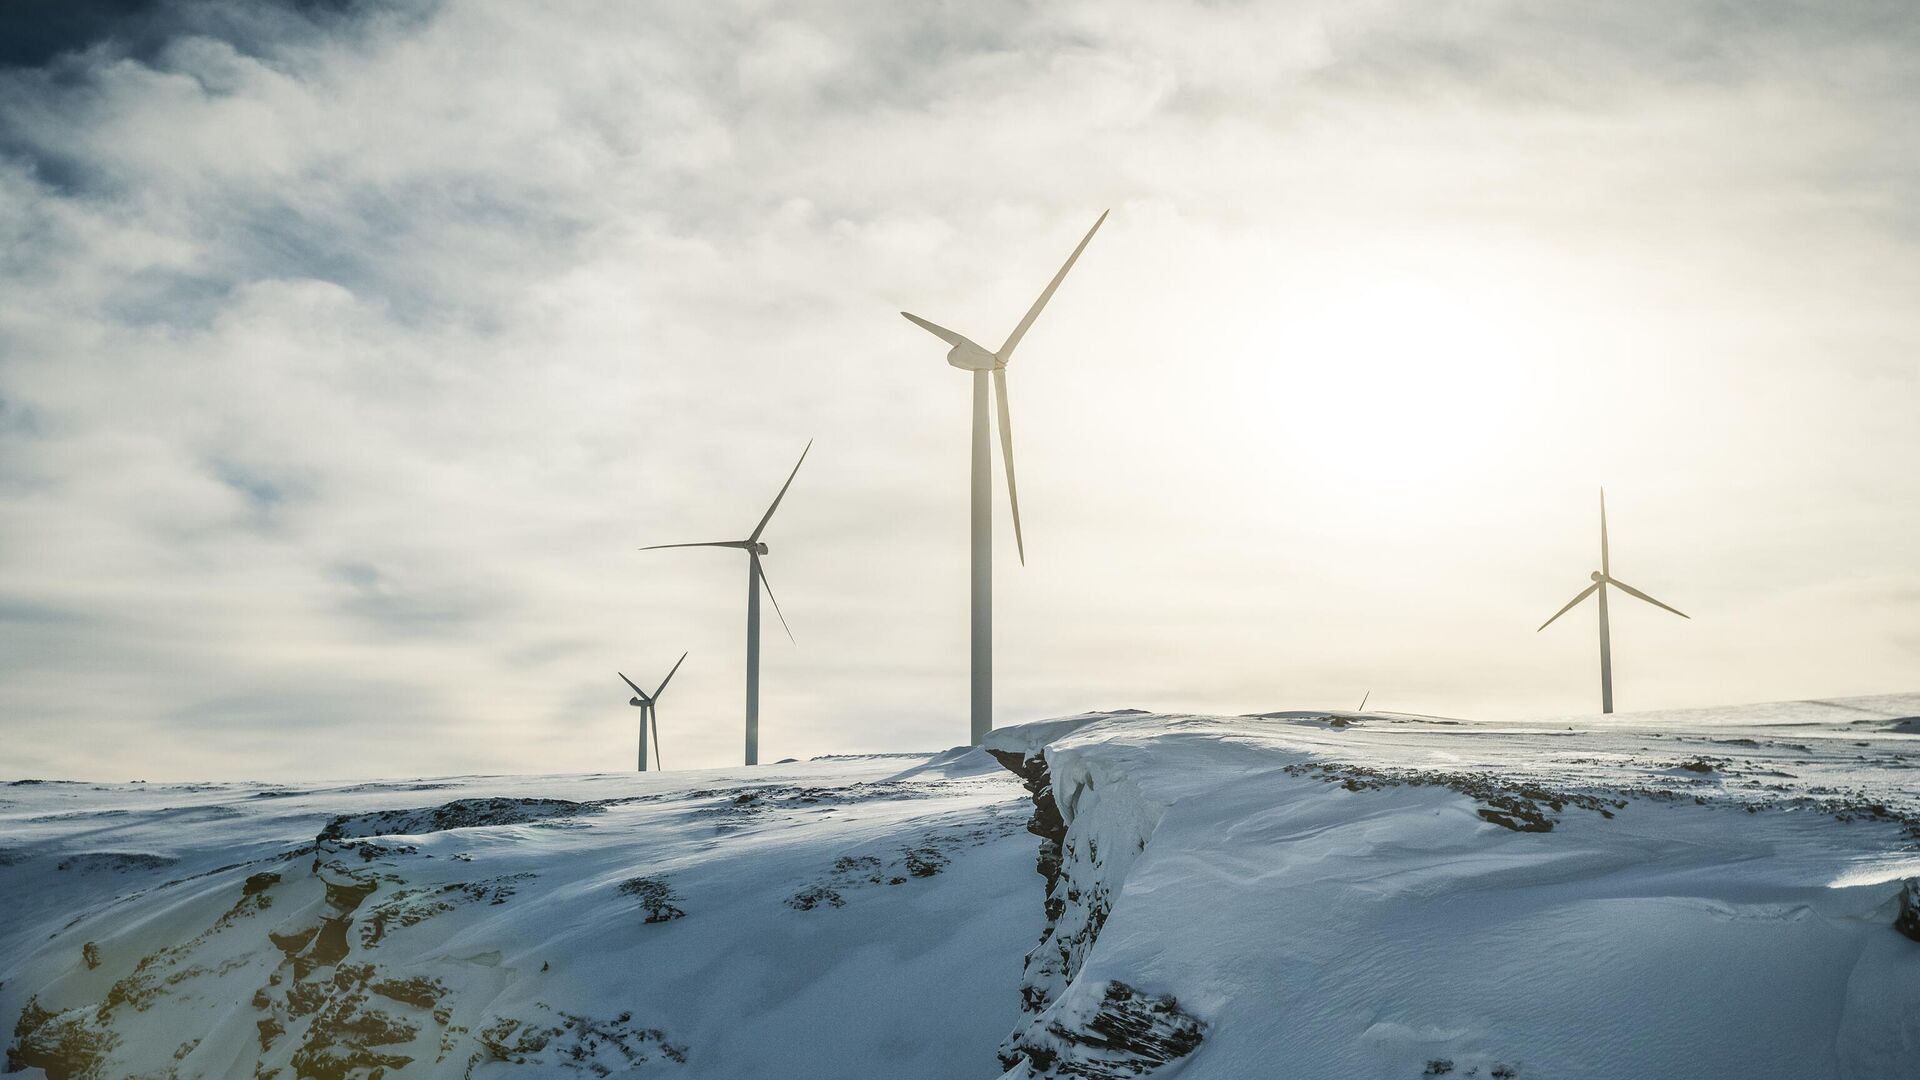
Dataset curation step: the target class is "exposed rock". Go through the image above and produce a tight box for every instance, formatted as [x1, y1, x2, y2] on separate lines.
[53, 852, 178, 873]
[1002, 981, 1205, 1078]
[6, 996, 119, 1080]
[1896, 878, 1920, 943]
[785, 885, 845, 910]
[316, 797, 603, 842]
[616, 877, 687, 923]
[466, 1008, 686, 1075]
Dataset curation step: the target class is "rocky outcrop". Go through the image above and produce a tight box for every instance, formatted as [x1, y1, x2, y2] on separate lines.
[317, 797, 603, 841]
[1002, 981, 1206, 1080]
[1897, 878, 1920, 943]
[988, 743, 1205, 1078]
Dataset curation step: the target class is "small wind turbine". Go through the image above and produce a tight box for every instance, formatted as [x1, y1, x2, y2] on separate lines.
[618, 652, 686, 772]
[642, 441, 810, 765]
[1537, 489, 1689, 713]
[900, 211, 1108, 745]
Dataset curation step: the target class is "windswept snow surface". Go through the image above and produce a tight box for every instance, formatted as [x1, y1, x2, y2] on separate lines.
[984, 695, 1920, 1080]
[0, 752, 1039, 1078]
[3, 695, 1918, 1079]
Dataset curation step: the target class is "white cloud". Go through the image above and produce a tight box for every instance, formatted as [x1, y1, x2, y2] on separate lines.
[1, 0, 1915, 779]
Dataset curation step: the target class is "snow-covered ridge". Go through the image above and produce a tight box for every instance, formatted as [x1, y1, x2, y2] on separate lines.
[3, 695, 1916, 1079]
[984, 695, 1920, 1080]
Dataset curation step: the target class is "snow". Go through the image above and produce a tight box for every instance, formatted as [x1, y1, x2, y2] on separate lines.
[0, 756, 1040, 1078]
[985, 694, 1920, 1079]
[3, 693, 1917, 1078]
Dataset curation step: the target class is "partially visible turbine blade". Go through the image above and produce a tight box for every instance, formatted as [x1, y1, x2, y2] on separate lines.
[618, 672, 650, 703]
[1358, 691, 1370, 712]
[1604, 576, 1690, 620]
[997, 209, 1108, 363]
[651, 709, 663, 772]
[640, 541, 742, 551]
[654, 650, 689, 700]
[901, 311, 968, 348]
[1537, 582, 1601, 632]
[749, 439, 813, 543]
[1599, 487, 1610, 577]
[993, 367, 1025, 565]
[754, 555, 795, 643]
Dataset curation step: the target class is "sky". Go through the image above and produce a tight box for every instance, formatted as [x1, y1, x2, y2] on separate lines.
[1, 0, 1916, 781]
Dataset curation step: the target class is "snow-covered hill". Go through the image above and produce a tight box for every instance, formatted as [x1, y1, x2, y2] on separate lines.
[4, 694, 1918, 1079]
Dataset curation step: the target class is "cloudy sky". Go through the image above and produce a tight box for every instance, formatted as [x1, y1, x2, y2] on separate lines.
[2, 0, 1915, 780]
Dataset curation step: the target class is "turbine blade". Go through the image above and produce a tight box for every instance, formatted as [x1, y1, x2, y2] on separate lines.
[755, 555, 795, 643]
[1599, 487, 1610, 576]
[653, 650, 689, 699]
[749, 439, 812, 543]
[1537, 582, 1601, 632]
[994, 367, 1025, 565]
[639, 541, 743, 551]
[652, 708, 663, 771]
[997, 209, 1108, 362]
[1603, 576, 1690, 620]
[901, 311, 968, 348]
[618, 672, 650, 703]
[1358, 691, 1370, 712]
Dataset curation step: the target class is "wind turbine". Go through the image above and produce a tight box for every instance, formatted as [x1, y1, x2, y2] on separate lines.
[618, 651, 685, 772]
[1537, 489, 1689, 713]
[641, 441, 810, 765]
[900, 211, 1108, 745]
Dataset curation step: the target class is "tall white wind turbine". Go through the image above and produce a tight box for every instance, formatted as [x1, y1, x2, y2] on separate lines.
[642, 441, 810, 765]
[1537, 489, 1689, 713]
[618, 651, 686, 772]
[900, 211, 1108, 745]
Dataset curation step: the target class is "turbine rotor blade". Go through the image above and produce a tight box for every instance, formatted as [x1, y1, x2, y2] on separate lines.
[754, 554, 795, 643]
[997, 209, 1108, 363]
[1603, 575, 1690, 620]
[654, 650, 689, 699]
[993, 367, 1025, 565]
[1599, 487, 1610, 577]
[1358, 691, 1370, 712]
[749, 439, 812, 543]
[1537, 582, 1601, 632]
[618, 672, 650, 703]
[900, 312, 969, 348]
[652, 708, 663, 771]
[640, 541, 745, 551]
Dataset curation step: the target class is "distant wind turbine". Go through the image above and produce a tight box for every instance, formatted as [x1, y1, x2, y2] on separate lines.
[642, 441, 810, 765]
[618, 652, 686, 772]
[900, 211, 1108, 745]
[1537, 489, 1689, 714]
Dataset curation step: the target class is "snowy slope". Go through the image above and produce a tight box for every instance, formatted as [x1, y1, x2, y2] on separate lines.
[0, 751, 1039, 1078]
[983, 695, 1920, 1080]
[4, 695, 1918, 1080]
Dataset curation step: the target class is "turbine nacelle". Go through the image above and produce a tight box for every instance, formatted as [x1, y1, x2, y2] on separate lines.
[1590, 570, 1605, 583]
[752, 541, 769, 555]
[628, 696, 644, 707]
[945, 340, 1000, 372]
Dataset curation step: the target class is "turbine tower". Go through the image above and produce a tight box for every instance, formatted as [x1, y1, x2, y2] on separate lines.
[1537, 489, 1689, 713]
[642, 441, 809, 765]
[618, 651, 685, 772]
[900, 211, 1108, 744]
